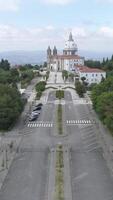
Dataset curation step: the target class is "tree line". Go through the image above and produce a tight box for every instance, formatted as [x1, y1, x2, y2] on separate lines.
[85, 55, 113, 74]
[91, 76, 113, 132]
[0, 59, 23, 130]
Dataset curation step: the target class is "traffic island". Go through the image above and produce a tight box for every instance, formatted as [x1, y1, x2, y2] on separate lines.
[57, 104, 63, 135]
[54, 145, 64, 200]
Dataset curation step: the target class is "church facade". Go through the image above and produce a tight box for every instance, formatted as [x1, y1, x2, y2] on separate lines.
[47, 32, 84, 72]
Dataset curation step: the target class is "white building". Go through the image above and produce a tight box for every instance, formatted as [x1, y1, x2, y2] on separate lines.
[47, 32, 84, 71]
[77, 66, 106, 85]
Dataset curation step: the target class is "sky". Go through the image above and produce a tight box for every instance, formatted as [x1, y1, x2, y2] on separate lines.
[0, 0, 113, 53]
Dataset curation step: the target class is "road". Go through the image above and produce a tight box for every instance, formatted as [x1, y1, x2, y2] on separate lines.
[0, 72, 113, 200]
[64, 91, 113, 200]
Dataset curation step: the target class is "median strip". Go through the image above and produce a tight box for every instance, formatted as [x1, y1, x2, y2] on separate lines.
[54, 145, 64, 200]
[57, 104, 63, 135]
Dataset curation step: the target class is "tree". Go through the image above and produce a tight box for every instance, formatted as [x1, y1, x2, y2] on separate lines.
[81, 76, 86, 83]
[91, 76, 113, 132]
[0, 84, 23, 130]
[10, 68, 19, 83]
[62, 70, 68, 81]
[75, 81, 86, 97]
[69, 73, 74, 82]
[35, 81, 46, 100]
[0, 59, 10, 71]
[95, 92, 113, 131]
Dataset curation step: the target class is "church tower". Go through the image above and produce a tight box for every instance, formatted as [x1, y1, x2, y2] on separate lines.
[47, 46, 52, 70]
[53, 46, 57, 56]
[63, 32, 78, 55]
[47, 46, 51, 57]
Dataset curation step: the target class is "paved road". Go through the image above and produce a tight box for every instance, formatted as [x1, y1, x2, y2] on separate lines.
[1, 75, 113, 200]
[64, 91, 113, 200]
[0, 88, 56, 200]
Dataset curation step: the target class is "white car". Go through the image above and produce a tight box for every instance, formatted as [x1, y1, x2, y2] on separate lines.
[31, 111, 40, 116]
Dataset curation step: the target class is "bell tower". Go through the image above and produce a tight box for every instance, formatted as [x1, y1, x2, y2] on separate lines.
[47, 46, 52, 70]
[53, 46, 57, 56]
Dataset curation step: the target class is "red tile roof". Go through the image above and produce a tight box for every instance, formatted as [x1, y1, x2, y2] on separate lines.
[77, 66, 105, 73]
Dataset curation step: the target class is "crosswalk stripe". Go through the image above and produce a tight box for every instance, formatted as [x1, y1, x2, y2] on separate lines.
[27, 123, 53, 128]
[66, 120, 95, 125]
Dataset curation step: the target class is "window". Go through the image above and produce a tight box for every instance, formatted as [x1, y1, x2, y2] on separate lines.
[86, 74, 88, 76]
[96, 74, 98, 76]
[92, 74, 94, 77]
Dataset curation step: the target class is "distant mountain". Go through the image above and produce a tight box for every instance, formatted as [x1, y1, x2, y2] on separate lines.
[79, 50, 113, 61]
[0, 51, 46, 65]
[0, 50, 112, 65]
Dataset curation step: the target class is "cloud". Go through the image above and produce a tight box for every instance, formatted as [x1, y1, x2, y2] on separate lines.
[41, 0, 73, 5]
[1, 24, 113, 52]
[0, 0, 20, 11]
[97, 26, 113, 37]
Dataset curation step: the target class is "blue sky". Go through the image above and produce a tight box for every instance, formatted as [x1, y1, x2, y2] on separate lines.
[0, 0, 113, 52]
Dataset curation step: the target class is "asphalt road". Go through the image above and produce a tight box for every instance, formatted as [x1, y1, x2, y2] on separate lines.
[0, 90, 56, 200]
[64, 91, 113, 200]
[1, 80, 113, 200]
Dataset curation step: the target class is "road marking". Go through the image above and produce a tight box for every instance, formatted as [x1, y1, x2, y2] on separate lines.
[74, 172, 88, 182]
[86, 142, 98, 148]
[67, 120, 95, 125]
[27, 123, 53, 128]
[87, 146, 101, 152]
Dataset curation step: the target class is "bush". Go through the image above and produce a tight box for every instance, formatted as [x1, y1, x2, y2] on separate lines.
[35, 81, 46, 100]
[56, 90, 64, 99]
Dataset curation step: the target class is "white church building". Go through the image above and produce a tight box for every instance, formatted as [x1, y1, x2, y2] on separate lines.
[47, 32, 106, 85]
[47, 32, 84, 71]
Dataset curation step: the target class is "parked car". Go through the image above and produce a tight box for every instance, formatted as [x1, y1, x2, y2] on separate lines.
[35, 103, 43, 108]
[29, 115, 37, 122]
[33, 106, 42, 111]
[31, 111, 40, 116]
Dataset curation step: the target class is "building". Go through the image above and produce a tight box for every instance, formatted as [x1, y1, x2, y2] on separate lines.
[47, 32, 106, 85]
[47, 32, 84, 71]
[76, 66, 106, 85]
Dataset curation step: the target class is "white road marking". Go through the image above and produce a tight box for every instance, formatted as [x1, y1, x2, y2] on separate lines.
[86, 142, 98, 148]
[66, 120, 95, 125]
[87, 146, 101, 152]
[74, 172, 88, 182]
[27, 122, 53, 128]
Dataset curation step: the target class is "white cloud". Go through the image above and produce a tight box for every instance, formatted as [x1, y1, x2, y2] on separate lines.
[41, 0, 73, 5]
[1, 24, 113, 52]
[97, 26, 113, 37]
[0, 0, 20, 11]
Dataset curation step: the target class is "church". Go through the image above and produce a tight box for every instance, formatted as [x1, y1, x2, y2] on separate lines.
[47, 32, 84, 72]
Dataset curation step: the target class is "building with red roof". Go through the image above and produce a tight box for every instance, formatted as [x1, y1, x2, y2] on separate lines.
[47, 32, 84, 71]
[76, 66, 106, 85]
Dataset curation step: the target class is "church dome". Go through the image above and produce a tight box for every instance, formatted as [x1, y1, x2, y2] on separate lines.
[64, 32, 78, 52]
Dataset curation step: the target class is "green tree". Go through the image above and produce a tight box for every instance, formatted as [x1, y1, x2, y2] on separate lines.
[95, 92, 113, 131]
[0, 59, 10, 71]
[75, 81, 86, 97]
[0, 84, 23, 130]
[62, 70, 68, 81]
